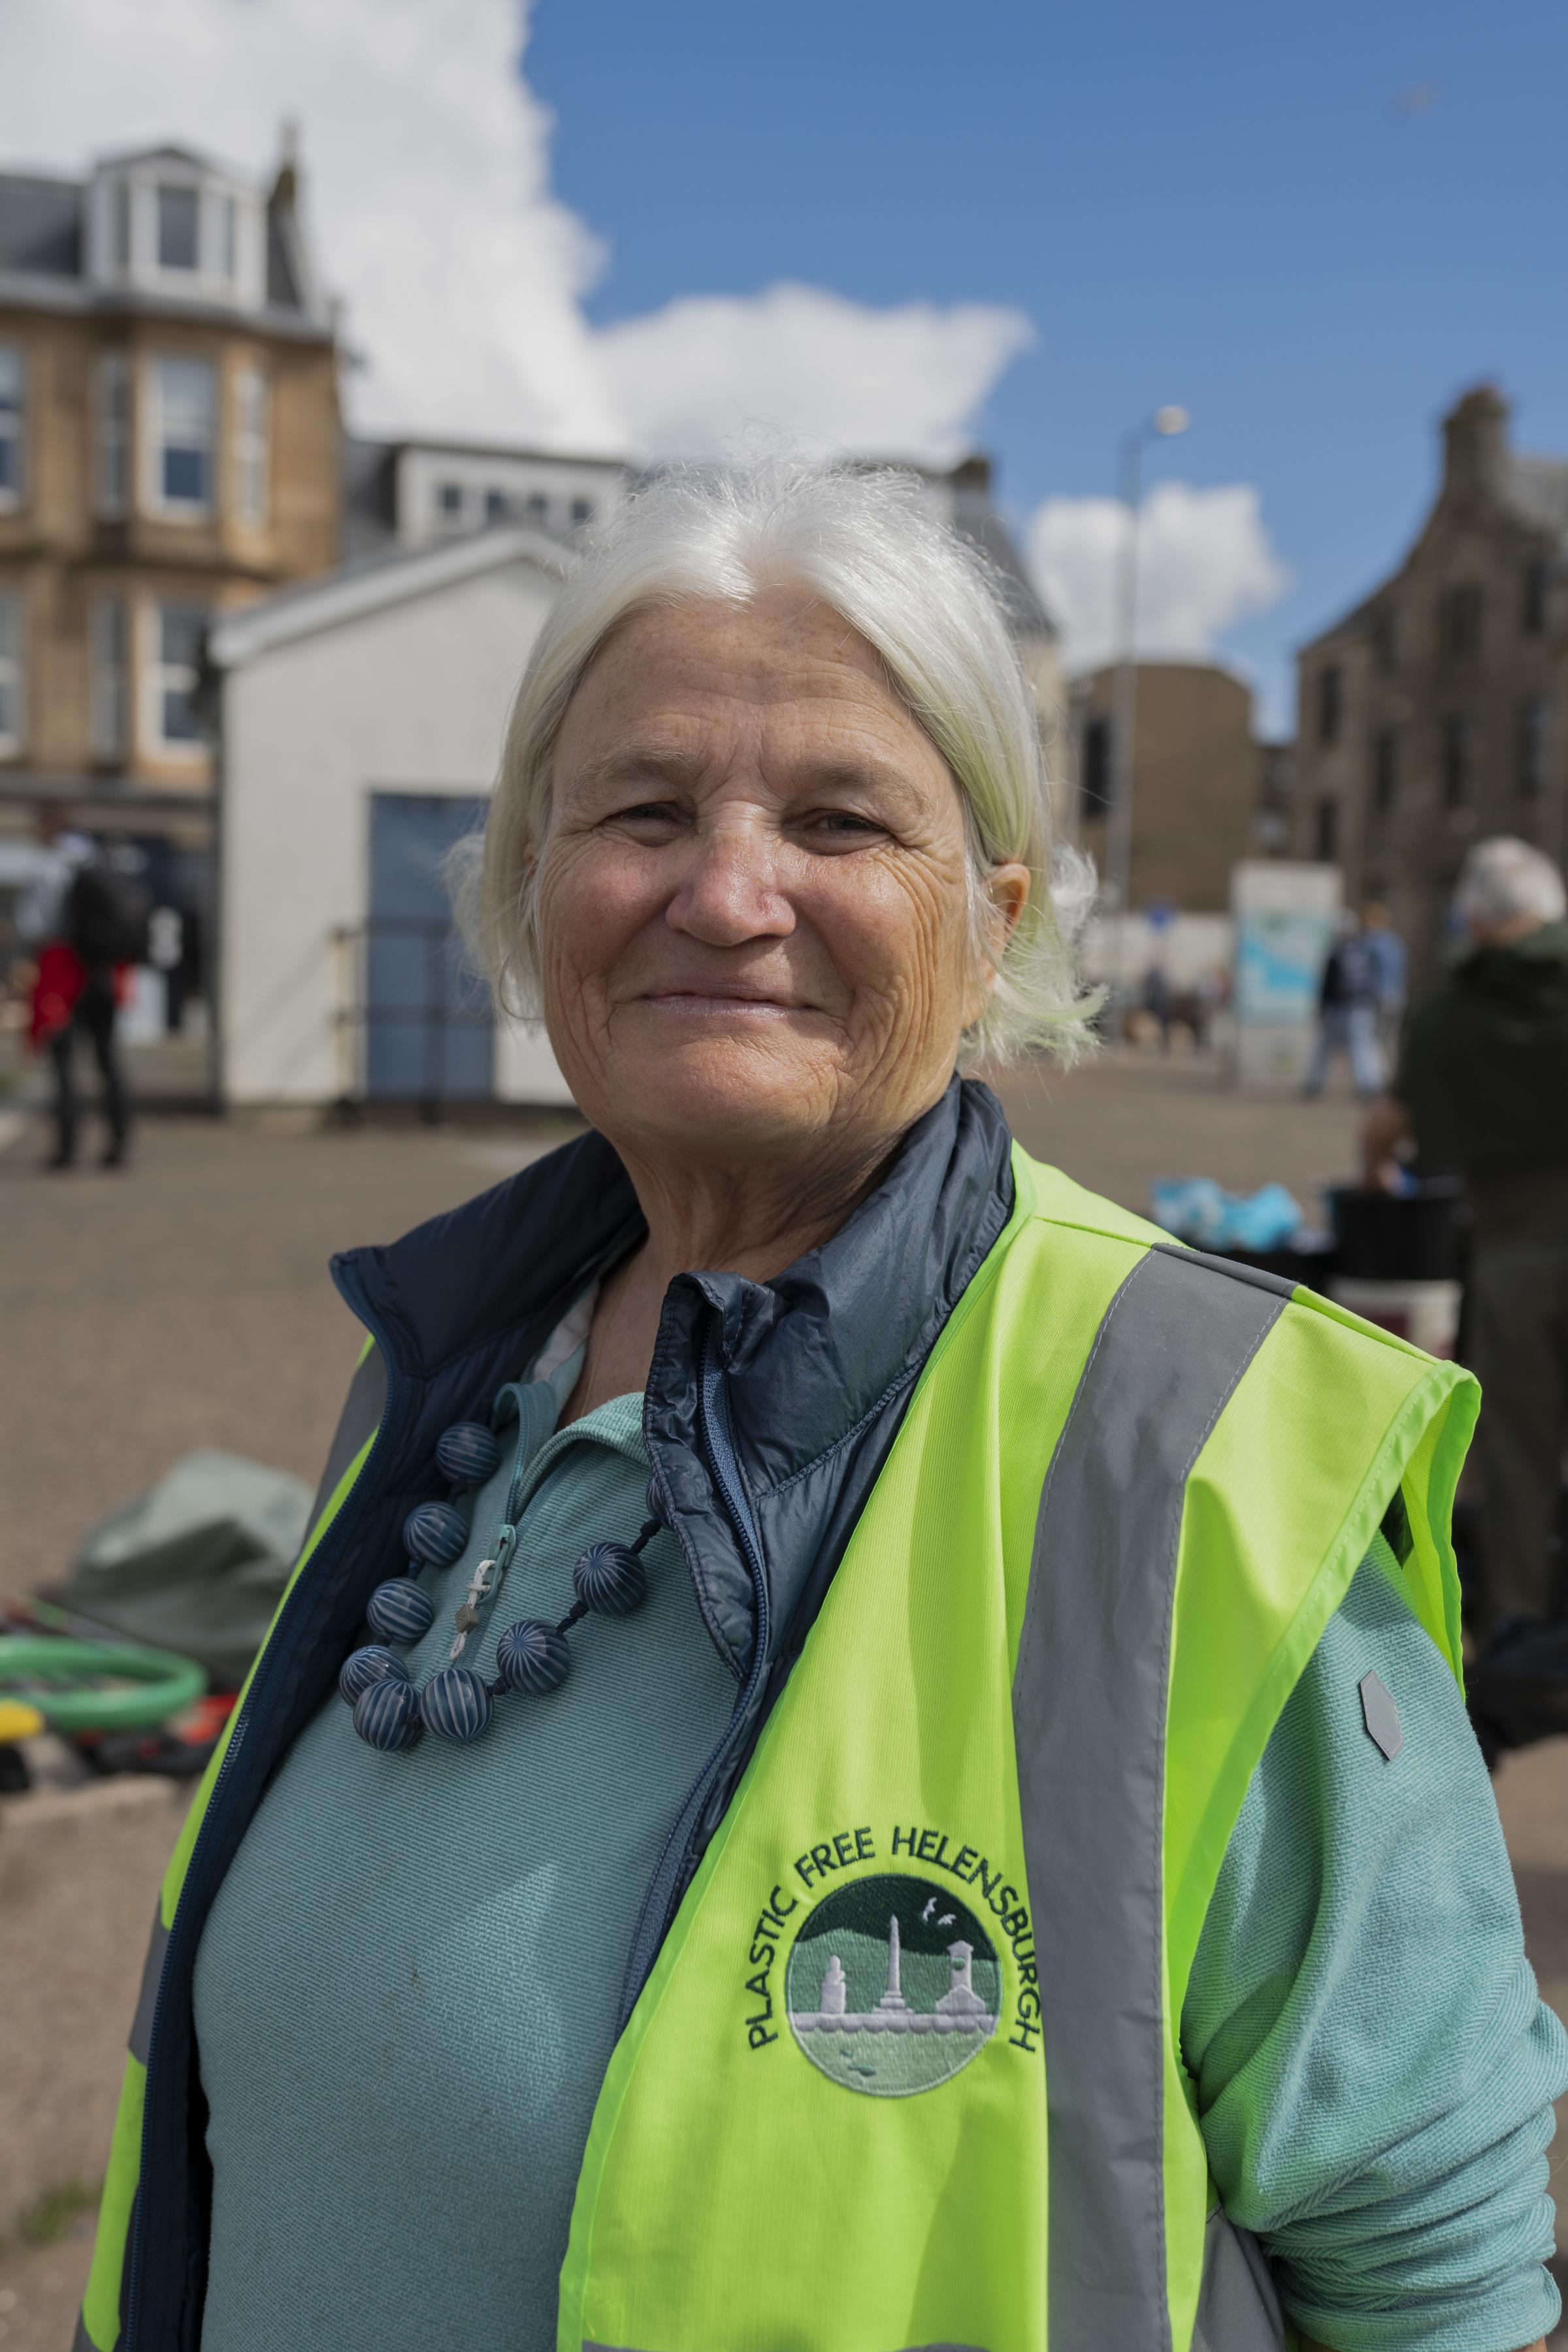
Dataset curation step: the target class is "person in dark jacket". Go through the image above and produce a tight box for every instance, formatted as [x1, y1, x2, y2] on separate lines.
[1364, 836, 1568, 1634]
[80, 464, 1563, 2352]
[1303, 913, 1384, 1097]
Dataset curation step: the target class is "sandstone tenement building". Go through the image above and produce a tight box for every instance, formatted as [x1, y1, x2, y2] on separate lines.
[1292, 386, 1567, 979]
[0, 137, 340, 864]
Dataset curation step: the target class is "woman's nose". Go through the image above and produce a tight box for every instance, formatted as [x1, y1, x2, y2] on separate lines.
[665, 817, 795, 946]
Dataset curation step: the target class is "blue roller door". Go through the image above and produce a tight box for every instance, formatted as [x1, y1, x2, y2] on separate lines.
[366, 792, 493, 1100]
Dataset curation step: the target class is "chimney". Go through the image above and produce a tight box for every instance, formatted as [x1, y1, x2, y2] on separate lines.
[949, 453, 992, 496]
[1441, 384, 1509, 507]
[269, 118, 301, 214]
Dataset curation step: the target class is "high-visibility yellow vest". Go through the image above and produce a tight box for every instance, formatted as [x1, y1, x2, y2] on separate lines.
[82, 1151, 1475, 2352]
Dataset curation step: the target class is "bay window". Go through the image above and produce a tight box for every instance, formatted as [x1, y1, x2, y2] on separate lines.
[147, 600, 208, 750]
[233, 367, 269, 525]
[0, 346, 24, 507]
[0, 592, 24, 753]
[150, 355, 216, 514]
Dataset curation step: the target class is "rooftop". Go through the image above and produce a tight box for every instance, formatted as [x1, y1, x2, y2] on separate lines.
[207, 521, 573, 668]
[0, 140, 329, 335]
[0, 174, 82, 279]
[1299, 389, 1568, 653]
[1506, 453, 1568, 542]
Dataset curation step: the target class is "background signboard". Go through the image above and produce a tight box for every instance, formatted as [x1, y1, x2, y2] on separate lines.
[1231, 860, 1342, 1088]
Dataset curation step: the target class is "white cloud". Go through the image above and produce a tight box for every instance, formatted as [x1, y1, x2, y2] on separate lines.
[597, 285, 1034, 465]
[1028, 481, 1291, 674]
[0, 0, 1032, 463]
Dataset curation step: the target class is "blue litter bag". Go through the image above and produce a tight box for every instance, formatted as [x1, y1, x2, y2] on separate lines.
[1150, 1177, 1304, 1255]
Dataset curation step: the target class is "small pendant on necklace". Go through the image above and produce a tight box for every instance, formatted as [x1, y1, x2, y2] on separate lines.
[454, 1601, 481, 1633]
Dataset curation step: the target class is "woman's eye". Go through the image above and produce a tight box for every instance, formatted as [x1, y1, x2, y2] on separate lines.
[804, 809, 883, 841]
[612, 800, 683, 828]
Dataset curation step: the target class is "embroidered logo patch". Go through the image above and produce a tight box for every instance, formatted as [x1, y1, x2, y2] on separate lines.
[785, 1871, 1000, 2097]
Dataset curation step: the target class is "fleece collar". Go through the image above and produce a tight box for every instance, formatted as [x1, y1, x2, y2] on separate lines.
[335, 1075, 1014, 1678]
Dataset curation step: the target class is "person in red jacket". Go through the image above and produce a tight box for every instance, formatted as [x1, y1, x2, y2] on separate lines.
[16, 811, 133, 1169]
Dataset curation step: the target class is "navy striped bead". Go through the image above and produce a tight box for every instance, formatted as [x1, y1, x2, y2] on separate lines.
[421, 1665, 494, 1743]
[573, 1541, 647, 1618]
[496, 1618, 572, 1697]
[366, 1578, 436, 1645]
[338, 1644, 409, 1705]
[436, 1422, 502, 1490]
[402, 1499, 468, 1569]
[353, 1674, 423, 1752]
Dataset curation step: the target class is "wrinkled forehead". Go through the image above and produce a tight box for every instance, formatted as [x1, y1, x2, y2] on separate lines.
[567, 589, 898, 727]
[546, 588, 949, 807]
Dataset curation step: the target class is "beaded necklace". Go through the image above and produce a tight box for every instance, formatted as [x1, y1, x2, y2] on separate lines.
[339, 1405, 658, 1753]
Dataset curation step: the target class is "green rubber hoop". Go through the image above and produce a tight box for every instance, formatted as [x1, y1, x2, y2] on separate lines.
[0, 1636, 208, 1735]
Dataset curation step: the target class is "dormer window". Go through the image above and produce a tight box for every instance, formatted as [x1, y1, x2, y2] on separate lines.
[90, 151, 266, 311]
[157, 184, 199, 270]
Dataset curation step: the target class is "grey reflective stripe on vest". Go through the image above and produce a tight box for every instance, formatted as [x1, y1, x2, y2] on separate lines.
[1013, 1243, 1290, 2352]
[128, 1906, 170, 2068]
[1193, 2208, 1286, 2351]
[303, 1342, 387, 1544]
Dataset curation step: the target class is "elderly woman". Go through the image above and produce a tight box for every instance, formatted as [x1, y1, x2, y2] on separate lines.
[84, 464, 1562, 2352]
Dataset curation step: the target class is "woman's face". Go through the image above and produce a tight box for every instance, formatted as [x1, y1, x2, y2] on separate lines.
[536, 589, 1027, 1170]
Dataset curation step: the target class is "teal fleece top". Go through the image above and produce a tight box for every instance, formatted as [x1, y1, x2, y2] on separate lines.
[193, 1361, 1567, 2352]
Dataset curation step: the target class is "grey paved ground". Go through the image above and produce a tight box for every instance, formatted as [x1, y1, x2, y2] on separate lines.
[1, 1049, 1565, 2340]
[0, 1107, 580, 1592]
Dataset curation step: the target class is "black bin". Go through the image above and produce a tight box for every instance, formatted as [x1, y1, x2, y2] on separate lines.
[1326, 1179, 1465, 1283]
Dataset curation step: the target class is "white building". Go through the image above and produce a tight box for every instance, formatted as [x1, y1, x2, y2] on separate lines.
[342, 433, 624, 559]
[208, 526, 574, 1109]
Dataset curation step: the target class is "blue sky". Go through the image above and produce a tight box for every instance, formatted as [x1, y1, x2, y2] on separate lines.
[529, 0, 1568, 730]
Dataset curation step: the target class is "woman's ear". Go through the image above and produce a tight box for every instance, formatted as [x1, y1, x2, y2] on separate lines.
[962, 863, 1031, 1029]
[984, 862, 1031, 953]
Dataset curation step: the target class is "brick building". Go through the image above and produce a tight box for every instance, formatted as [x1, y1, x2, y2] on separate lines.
[0, 137, 339, 877]
[1293, 386, 1567, 979]
[1070, 659, 1278, 913]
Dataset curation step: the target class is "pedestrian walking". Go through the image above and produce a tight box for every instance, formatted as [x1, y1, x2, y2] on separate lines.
[1360, 898, 1409, 1066]
[16, 813, 145, 1169]
[84, 465, 1563, 2352]
[1364, 837, 1568, 1645]
[1141, 956, 1176, 1049]
[1303, 910, 1384, 1096]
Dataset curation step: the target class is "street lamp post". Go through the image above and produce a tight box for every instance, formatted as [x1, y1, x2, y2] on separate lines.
[1104, 404, 1190, 1018]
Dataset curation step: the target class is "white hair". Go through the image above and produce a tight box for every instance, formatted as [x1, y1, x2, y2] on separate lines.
[471, 455, 1098, 1066]
[1453, 836, 1567, 934]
